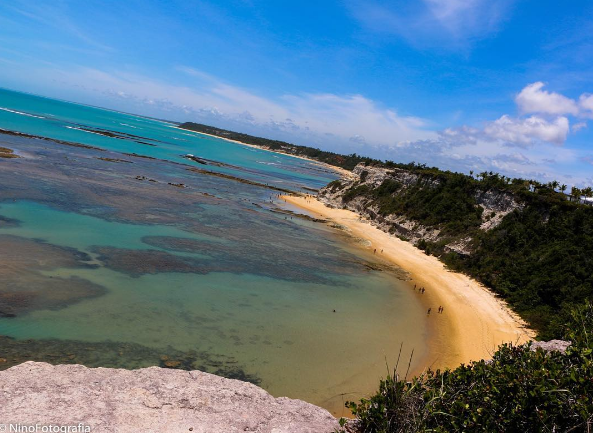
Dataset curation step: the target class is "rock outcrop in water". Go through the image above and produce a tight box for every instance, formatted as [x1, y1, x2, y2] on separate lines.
[0, 361, 339, 433]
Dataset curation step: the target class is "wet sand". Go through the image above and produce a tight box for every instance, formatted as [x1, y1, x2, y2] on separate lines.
[282, 194, 535, 372]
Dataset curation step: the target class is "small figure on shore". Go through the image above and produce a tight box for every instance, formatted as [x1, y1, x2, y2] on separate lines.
[373, 248, 376, 254]
[439, 306, 444, 314]
[421, 288, 426, 294]
[381, 249, 383, 253]
[333, 309, 336, 313]
[427, 308, 432, 315]
[414, 284, 416, 289]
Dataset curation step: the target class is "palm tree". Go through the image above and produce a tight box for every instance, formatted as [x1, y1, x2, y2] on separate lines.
[560, 184, 567, 194]
[571, 186, 581, 203]
[583, 186, 593, 204]
[529, 180, 541, 192]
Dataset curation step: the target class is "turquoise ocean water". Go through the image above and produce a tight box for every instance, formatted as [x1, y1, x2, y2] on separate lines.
[0, 88, 331, 190]
[0, 88, 427, 415]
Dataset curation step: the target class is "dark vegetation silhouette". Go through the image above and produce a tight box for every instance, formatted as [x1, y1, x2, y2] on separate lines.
[179, 122, 382, 170]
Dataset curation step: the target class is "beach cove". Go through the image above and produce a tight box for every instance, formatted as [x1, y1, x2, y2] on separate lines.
[281, 194, 535, 372]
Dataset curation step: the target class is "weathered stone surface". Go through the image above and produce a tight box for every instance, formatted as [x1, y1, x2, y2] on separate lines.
[531, 339, 571, 353]
[0, 362, 339, 433]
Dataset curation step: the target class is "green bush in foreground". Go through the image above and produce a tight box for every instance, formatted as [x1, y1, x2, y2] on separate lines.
[344, 301, 593, 432]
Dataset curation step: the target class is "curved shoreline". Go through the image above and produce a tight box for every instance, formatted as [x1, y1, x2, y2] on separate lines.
[174, 126, 353, 179]
[281, 194, 535, 373]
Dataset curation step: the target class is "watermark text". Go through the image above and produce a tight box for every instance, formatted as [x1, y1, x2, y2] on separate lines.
[0, 424, 90, 433]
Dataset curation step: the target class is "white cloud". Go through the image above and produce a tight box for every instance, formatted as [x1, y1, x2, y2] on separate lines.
[39, 65, 435, 151]
[515, 82, 593, 119]
[573, 121, 588, 133]
[441, 115, 570, 147]
[515, 82, 579, 116]
[368, 134, 581, 185]
[9, 62, 593, 185]
[392, 81, 593, 184]
[484, 115, 569, 145]
[424, 0, 481, 31]
[579, 94, 593, 117]
[440, 83, 593, 149]
[347, 0, 513, 48]
[2, 1, 113, 52]
[398, 82, 593, 183]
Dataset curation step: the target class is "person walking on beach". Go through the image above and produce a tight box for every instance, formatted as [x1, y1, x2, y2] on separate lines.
[427, 308, 431, 315]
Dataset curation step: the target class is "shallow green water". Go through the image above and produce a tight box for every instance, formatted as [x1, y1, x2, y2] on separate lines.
[0, 87, 334, 190]
[0, 89, 429, 415]
[0, 199, 428, 413]
[0, 201, 218, 252]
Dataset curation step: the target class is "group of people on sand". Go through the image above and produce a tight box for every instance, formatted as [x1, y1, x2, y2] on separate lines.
[413, 284, 444, 315]
[303, 193, 314, 204]
[427, 306, 445, 315]
[270, 193, 286, 203]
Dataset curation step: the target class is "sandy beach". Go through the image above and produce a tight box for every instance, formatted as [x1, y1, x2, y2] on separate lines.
[282, 194, 535, 372]
[175, 127, 353, 179]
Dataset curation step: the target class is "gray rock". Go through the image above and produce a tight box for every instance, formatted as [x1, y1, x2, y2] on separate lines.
[531, 340, 571, 353]
[0, 362, 339, 433]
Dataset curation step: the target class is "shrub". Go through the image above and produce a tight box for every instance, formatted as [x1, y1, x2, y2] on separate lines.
[344, 302, 593, 433]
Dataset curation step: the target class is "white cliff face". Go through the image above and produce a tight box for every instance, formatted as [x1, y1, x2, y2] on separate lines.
[0, 362, 339, 433]
[321, 164, 523, 255]
[475, 189, 524, 231]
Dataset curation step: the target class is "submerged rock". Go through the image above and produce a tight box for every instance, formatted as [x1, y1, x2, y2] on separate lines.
[0, 361, 339, 433]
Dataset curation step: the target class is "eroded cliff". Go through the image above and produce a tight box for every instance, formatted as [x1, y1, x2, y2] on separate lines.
[319, 163, 523, 256]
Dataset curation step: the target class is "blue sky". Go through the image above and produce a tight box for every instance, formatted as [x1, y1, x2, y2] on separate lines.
[1, 0, 593, 184]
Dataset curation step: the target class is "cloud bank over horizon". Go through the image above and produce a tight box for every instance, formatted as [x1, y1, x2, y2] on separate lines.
[26, 63, 589, 185]
[0, 0, 592, 185]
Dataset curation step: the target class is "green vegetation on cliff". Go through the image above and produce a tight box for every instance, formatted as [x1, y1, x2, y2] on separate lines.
[179, 119, 592, 339]
[334, 165, 593, 339]
[446, 198, 593, 337]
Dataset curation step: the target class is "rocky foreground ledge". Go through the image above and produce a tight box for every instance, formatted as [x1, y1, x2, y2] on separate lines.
[0, 362, 339, 433]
